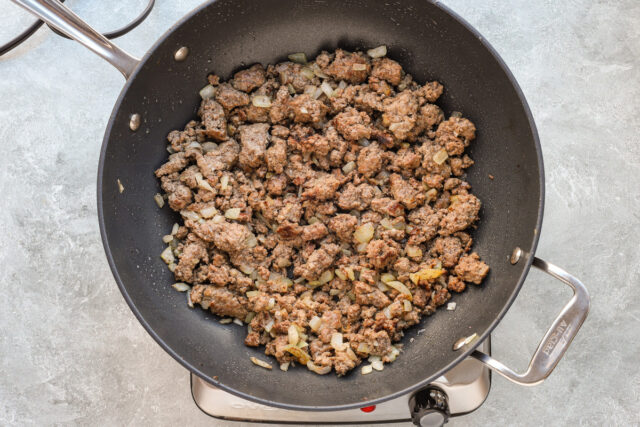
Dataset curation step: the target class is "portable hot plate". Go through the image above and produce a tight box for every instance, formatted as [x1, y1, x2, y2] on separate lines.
[192, 337, 490, 426]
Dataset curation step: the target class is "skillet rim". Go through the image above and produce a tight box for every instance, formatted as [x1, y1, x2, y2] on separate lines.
[96, 0, 545, 411]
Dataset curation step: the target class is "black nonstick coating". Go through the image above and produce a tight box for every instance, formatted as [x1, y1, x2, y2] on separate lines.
[97, 0, 544, 410]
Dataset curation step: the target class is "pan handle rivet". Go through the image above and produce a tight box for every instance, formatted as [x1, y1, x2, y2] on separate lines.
[510, 247, 522, 265]
[174, 46, 189, 62]
[129, 113, 141, 131]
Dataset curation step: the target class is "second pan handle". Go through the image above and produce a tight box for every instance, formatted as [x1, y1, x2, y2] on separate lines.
[471, 257, 590, 386]
[10, 0, 140, 79]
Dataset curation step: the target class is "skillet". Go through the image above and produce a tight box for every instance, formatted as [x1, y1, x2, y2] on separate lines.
[12, 0, 589, 411]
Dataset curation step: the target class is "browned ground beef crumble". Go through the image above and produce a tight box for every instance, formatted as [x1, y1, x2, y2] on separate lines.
[155, 48, 489, 376]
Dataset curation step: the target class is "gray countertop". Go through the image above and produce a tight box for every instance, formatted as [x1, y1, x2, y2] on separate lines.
[1, 0, 639, 425]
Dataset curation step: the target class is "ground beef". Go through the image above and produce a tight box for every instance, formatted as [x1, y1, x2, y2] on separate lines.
[333, 107, 372, 141]
[232, 64, 266, 93]
[215, 83, 251, 111]
[198, 99, 227, 141]
[238, 123, 270, 169]
[454, 253, 489, 284]
[371, 57, 403, 86]
[155, 47, 488, 377]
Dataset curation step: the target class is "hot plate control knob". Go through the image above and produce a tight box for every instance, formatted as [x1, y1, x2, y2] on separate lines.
[409, 388, 450, 427]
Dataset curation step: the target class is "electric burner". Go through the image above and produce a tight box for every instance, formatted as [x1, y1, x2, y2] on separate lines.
[192, 337, 490, 426]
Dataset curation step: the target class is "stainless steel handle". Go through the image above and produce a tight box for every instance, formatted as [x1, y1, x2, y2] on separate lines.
[471, 257, 590, 386]
[10, 0, 140, 79]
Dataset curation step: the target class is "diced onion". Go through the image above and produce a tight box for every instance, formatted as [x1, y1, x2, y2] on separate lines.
[280, 362, 290, 371]
[187, 141, 202, 151]
[212, 214, 225, 224]
[225, 208, 241, 219]
[117, 179, 124, 194]
[447, 302, 457, 311]
[283, 344, 311, 364]
[354, 223, 375, 243]
[433, 148, 449, 165]
[304, 85, 317, 96]
[240, 265, 254, 275]
[245, 312, 256, 323]
[352, 63, 367, 71]
[347, 291, 356, 302]
[172, 283, 191, 292]
[386, 281, 413, 301]
[307, 280, 322, 289]
[342, 161, 356, 174]
[312, 63, 329, 79]
[346, 347, 358, 361]
[329, 289, 340, 296]
[287, 83, 296, 94]
[312, 87, 323, 99]
[406, 245, 422, 258]
[195, 174, 214, 192]
[338, 80, 347, 89]
[409, 268, 445, 285]
[377, 282, 389, 292]
[367, 45, 387, 58]
[345, 267, 355, 281]
[319, 270, 334, 284]
[252, 95, 272, 108]
[171, 223, 179, 235]
[357, 343, 370, 354]
[288, 52, 307, 64]
[368, 355, 381, 363]
[267, 297, 276, 310]
[361, 364, 373, 375]
[160, 247, 175, 264]
[380, 218, 393, 230]
[403, 300, 412, 312]
[331, 333, 348, 351]
[264, 319, 274, 332]
[246, 290, 259, 298]
[202, 142, 218, 153]
[154, 193, 165, 208]
[233, 318, 243, 326]
[180, 209, 200, 221]
[162, 235, 173, 244]
[371, 360, 384, 371]
[187, 291, 194, 308]
[383, 306, 392, 319]
[307, 361, 331, 375]
[168, 263, 176, 272]
[200, 206, 217, 219]
[246, 233, 258, 248]
[250, 356, 273, 370]
[426, 188, 438, 202]
[199, 84, 215, 99]
[288, 324, 300, 345]
[320, 81, 335, 98]
[301, 67, 315, 80]
[219, 318, 232, 324]
[380, 273, 395, 284]
[309, 316, 323, 332]
[308, 216, 320, 225]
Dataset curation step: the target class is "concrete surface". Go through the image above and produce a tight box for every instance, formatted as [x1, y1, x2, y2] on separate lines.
[1, 0, 639, 425]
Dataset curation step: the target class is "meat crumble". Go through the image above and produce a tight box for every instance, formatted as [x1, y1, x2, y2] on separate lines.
[155, 46, 489, 376]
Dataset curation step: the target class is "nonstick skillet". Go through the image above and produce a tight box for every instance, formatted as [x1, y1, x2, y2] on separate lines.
[13, 0, 590, 411]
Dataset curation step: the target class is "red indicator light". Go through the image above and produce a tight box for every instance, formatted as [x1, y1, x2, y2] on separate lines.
[360, 405, 376, 413]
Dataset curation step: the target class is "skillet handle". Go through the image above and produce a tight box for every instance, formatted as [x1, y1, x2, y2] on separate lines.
[9, 0, 140, 79]
[471, 257, 590, 386]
